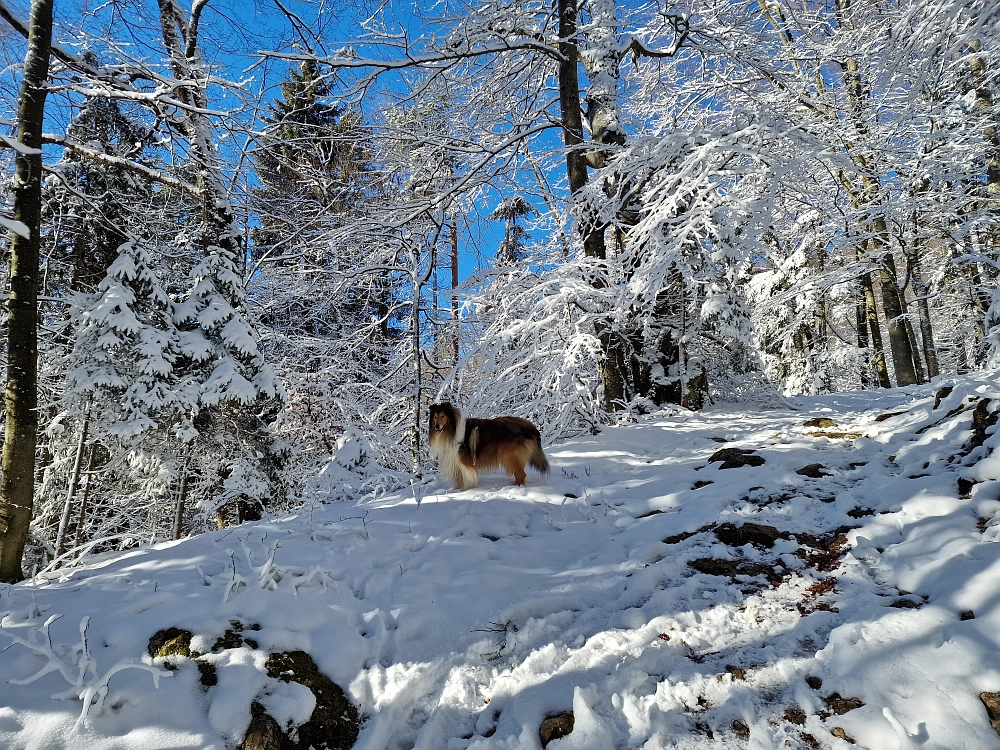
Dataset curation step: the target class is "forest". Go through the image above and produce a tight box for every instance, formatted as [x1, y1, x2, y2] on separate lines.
[0, 0, 998, 583]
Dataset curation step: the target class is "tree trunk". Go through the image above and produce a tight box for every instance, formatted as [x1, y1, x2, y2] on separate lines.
[54, 416, 89, 561]
[72, 446, 95, 555]
[876, 249, 920, 386]
[451, 216, 460, 364]
[904, 229, 940, 379]
[556, 0, 627, 409]
[172, 456, 190, 541]
[858, 250, 891, 388]
[0, 0, 54, 583]
[156, 0, 241, 261]
[856, 297, 873, 388]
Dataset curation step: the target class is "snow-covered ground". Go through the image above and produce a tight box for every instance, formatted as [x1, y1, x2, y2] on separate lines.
[3, 377, 1000, 750]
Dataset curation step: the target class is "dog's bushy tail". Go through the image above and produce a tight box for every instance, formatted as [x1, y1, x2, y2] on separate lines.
[529, 439, 550, 475]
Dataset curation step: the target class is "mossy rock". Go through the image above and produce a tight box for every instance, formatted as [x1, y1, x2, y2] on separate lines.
[264, 650, 361, 750]
[147, 628, 193, 659]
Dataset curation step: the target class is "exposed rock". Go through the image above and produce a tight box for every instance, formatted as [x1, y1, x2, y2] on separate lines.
[847, 507, 874, 518]
[725, 665, 747, 681]
[709, 437, 728, 443]
[981, 692, 1000, 736]
[958, 477, 979, 499]
[804, 417, 838, 428]
[784, 707, 807, 725]
[694, 720, 714, 738]
[933, 386, 954, 410]
[692, 480, 714, 489]
[889, 598, 922, 609]
[805, 431, 862, 440]
[265, 650, 361, 750]
[794, 531, 851, 572]
[796, 463, 831, 478]
[197, 660, 218, 688]
[805, 676, 822, 690]
[968, 399, 999, 452]
[708, 448, 764, 469]
[714, 522, 787, 549]
[213, 621, 261, 652]
[539, 712, 574, 747]
[636, 509, 662, 519]
[961, 610, 976, 621]
[875, 411, 906, 422]
[800, 733, 821, 748]
[732, 719, 750, 739]
[147, 628, 193, 659]
[688, 557, 784, 585]
[831, 726, 856, 744]
[824, 693, 864, 715]
[242, 702, 283, 750]
[664, 525, 712, 545]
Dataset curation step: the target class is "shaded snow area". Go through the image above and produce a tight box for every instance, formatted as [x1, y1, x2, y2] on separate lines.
[5, 378, 1000, 750]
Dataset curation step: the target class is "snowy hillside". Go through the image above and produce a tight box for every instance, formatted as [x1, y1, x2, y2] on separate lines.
[3, 377, 1000, 750]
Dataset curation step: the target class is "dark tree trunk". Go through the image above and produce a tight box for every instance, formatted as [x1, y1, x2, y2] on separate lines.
[904, 237, 940, 379]
[0, 0, 54, 583]
[876, 249, 920, 386]
[451, 216, 460, 363]
[857, 250, 891, 389]
[856, 297, 873, 388]
[556, 0, 627, 409]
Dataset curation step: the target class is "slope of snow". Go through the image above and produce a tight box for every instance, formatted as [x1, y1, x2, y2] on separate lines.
[3, 377, 1000, 749]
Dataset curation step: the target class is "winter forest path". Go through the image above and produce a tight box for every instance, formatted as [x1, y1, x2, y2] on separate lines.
[3, 381, 1000, 749]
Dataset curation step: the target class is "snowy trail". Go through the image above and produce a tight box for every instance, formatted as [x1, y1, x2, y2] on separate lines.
[3, 381, 1000, 749]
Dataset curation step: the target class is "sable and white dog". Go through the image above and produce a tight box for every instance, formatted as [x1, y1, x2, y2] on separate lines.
[428, 402, 550, 489]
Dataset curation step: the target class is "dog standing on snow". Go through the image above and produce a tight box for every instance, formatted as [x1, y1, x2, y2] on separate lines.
[428, 402, 550, 489]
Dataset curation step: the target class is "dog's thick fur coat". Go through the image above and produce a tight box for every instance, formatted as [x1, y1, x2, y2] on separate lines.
[428, 403, 550, 489]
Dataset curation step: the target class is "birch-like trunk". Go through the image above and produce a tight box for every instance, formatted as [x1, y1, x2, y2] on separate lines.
[0, 0, 54, 583]
[72, 446, 95, 555]
[54, 416, 89, 561]
[172, 456, 190, 541]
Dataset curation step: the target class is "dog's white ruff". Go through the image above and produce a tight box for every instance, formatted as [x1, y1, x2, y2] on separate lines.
[430, 413, 479, 489]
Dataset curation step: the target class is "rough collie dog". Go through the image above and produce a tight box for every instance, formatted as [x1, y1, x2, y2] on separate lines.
[428, 402, 550, 489]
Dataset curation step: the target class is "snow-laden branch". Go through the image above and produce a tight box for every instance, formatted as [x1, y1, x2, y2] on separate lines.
[41, 133, 199, 196]
[0, 615, 170, 733]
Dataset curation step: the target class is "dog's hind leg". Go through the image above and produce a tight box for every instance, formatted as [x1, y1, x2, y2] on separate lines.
[501, 447, 527, 486]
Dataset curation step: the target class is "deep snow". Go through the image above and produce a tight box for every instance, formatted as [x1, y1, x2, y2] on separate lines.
[3, 377, 1000, 749]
